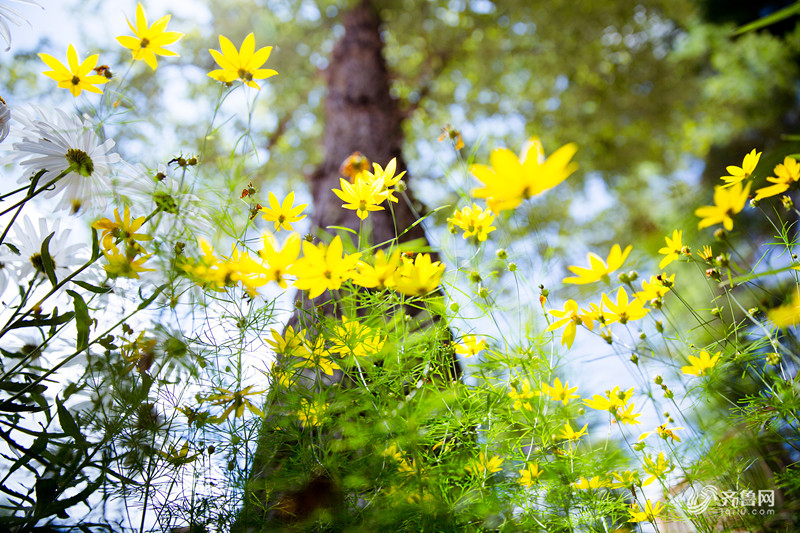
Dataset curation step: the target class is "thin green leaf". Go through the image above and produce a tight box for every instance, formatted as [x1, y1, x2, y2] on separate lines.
[734, 2, 800, 35]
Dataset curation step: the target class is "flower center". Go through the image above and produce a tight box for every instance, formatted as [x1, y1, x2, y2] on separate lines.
[140, 37, 150, 49]
[238, 69, 253, 81]
[65, 148, 94, 177]
[71, 75, 81, 86]
[29, 252, 54, 274]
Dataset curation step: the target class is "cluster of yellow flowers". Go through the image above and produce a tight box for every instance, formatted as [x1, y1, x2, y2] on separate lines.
[180, 230, 444, 300]
[695, 148, 800, 231]
[39, 4, 277, 97]
[332, 158, 405, 221]
[92, 206, 155, 279]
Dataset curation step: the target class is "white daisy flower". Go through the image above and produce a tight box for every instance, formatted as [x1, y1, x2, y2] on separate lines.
[0, 0, 42, 51]
[5, 106, 122, 214]
[117, 162, 210, 241]
[0, 215, 84, 283]
[0, 95, 9, 143]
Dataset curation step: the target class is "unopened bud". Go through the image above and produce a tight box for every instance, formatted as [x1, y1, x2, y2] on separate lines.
[706, 268, 721, 281]
[496, 248, 507, 260]
[711, 307, 722, 317]
[714, 229, 727, 241]
[781, 195, 794, 210]
[469, 272, 482, 284]
[653, 375, 663, 385]
[630, 353, 639, 364]
[766, 352, 781, 365]
[508, 262, 517, 272]
[450, 302, 459, 312]
[655, 320, 663, 333]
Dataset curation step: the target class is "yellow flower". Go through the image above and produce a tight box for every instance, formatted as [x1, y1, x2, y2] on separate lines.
[339, 151, 371, 181]
[265, 326, 309, 358]
[583, 386, 634, 413]
[695, 182, 750, 231]
[563, 244, 632, 285]
[439, 125, 465, 150]
[465, 453, 504, 476]
[289, 236, 360, 299]
[681, 350, 721, 376]
[331, 316, 385, 358]
[392, 253, 445, 296]
[295, 336, 341, 376]
[297, 398, 326, 427]
[447, 203, 497, 242]
[657, 229, 684, 269]
[628, 499, 665, 523]
[634, 274, 674, 304]
[260, 191, 307, 231]
[539, 377, 578, 405]
[615, 402, 642, 426]
[116, 3, 183, 70]
[352, 249, 401, 289]
[558, 422, 588, 441]
[642, 451, 673, 486]
[720, 148, 761, 187]
[572, 477, 607, 490]
[102, 245, 154, 279]
[470, 137, 578, 213]
[754, 156, 800, 201]
[639, 422, 685, 443]
[332, 175, 388, 220]
[508, 381, 537, 411]
[454, 335, 487, 358]
[518, 463, 542, 487]
[366, 158, 405, 203]
[92, 206, 153, 252]
[602, 287, 648, 324]
[768, 287, 800, 327]
[258, 233, 302, 288]
[698, 245, 714, 261]
[208, 33, 278, 89]
[39, 44, 109, 97]
[545, 300, 593, 348]
[610, 470, 640, 489]
[204, 385, 265, 422]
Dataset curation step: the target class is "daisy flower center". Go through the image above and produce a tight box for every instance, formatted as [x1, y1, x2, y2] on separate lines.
[29, 252, 53, 274]
[65, 148, 95, 177]
[140, 37, 150, 49]
[238, 69, 253, 81]
[71, 75, 81, 86]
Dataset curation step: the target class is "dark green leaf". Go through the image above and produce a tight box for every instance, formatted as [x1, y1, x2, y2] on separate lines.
[72, 280, 113, 294]
[67, 290, 90, 351]
[56, 397, 84, 446]
[40, 231, 58, 287]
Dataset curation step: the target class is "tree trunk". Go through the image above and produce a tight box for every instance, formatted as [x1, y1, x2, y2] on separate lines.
[238, 2, 455, 529]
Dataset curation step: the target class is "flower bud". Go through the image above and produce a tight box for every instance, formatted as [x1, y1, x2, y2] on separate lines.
[766, 352, 781, 365]
[508, 262, 517, 272]
[496, 248, 507, 260]
[450, 302, 460, 312]
[653, 375, 663, 385]
[655, 320, 663, 333]
[469, 271, 482, 284]
[781, 195, 794, 210]
[630, 353, 639, 364]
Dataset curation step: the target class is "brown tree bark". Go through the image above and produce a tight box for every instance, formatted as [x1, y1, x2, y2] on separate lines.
[237, 2, 457, 530]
